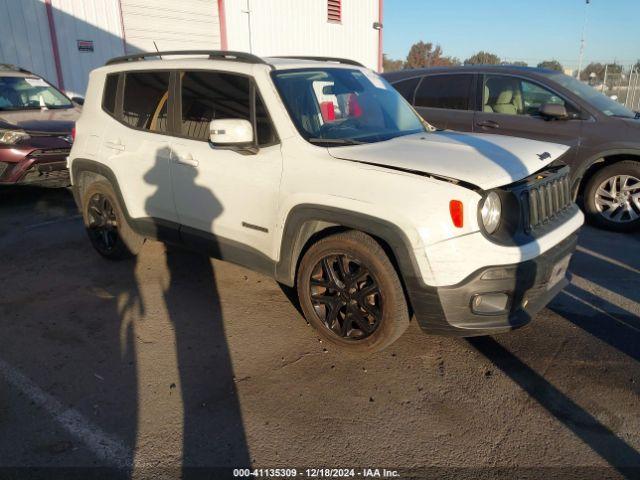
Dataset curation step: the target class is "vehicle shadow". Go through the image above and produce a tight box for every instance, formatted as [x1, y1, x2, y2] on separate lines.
[468, 336, 640, 478]
[549, 284, 640, 363]
[144, 152, 250, 475]
[570, 226, 640, 304]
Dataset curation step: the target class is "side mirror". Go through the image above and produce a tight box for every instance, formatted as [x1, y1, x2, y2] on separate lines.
[540, 103, 568, 120]
[209, 119, 254, 145]
[71, 96, 85, 106]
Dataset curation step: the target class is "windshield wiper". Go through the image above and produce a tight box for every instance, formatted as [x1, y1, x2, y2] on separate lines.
[308, 138, 365, 146]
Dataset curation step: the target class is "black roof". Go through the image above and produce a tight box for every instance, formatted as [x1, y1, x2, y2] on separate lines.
[382, 64, 564, 81]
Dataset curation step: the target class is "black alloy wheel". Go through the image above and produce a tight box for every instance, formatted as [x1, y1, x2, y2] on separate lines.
[86, 193, 119, 255]
[309, 254, 383, 340]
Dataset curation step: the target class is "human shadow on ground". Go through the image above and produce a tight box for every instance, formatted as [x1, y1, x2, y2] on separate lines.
[144, 152, 250, 476]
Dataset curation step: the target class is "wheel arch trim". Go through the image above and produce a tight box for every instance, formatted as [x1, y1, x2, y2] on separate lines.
[275, 204, 424, 290]
[574, 148, 640, 192]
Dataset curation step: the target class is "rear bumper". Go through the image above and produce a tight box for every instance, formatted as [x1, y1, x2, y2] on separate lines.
[408, 234, 577, 336]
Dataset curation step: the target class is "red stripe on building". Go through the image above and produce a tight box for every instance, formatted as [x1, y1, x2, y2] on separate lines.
[44, 0, 64, 90]
[217, 0, 228, 50]
[117, 0, 128, 54]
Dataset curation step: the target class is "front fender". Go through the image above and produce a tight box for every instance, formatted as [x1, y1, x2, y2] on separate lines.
[274, 204, 425, 289]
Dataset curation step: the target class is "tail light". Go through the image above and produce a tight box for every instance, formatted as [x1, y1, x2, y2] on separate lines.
[71, 126, 76, 141]
[449, 200, 464, 228]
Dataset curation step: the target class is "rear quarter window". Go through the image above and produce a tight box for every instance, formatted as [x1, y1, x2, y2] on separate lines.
[102, 73, 119, 116]
[392, 77, 420, 103]
[415, 74, 474, 110]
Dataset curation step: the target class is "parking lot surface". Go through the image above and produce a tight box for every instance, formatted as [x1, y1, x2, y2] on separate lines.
[0, 186, 639, 479]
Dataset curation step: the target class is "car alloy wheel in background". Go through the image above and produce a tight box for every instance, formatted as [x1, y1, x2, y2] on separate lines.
[594, 174, 640, 223]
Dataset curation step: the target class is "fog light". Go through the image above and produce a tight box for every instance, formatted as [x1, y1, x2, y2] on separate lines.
[471, 293, 509, 314]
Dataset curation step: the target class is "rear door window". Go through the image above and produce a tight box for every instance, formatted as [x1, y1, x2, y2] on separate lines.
[415, 74, 473, 110]
[102, 73, 119, 116]
[122, 71, 170, 133]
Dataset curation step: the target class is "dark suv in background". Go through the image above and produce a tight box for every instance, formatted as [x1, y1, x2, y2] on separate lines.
[0, 64, 80, 188]
[384, 65, 640, 232]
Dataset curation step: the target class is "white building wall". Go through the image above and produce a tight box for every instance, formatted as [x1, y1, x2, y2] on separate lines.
[0, 0, 59, 86]
[225, 0, 380, 70]
[50, 0, 125, 96]
[120, 0, 221, 53]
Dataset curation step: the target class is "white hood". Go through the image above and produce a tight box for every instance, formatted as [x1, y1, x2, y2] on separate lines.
[328, 131, 570, 190]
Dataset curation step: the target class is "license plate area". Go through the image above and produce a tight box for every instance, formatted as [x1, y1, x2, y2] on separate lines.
[547, 254, 571, 291]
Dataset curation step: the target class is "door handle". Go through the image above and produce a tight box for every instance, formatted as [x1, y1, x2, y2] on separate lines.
[176, 153, 199, 167]
[476, 120, 500, 129]
[104, 139, 125, 151]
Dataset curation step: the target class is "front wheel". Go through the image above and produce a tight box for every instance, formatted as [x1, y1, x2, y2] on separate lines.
[296, 231, 410, 354]
[583, 161, 640, 232]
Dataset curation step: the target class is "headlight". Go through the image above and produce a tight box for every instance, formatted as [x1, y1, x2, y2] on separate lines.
[0, 129, 30, 145]
[480, 191, 502, 234]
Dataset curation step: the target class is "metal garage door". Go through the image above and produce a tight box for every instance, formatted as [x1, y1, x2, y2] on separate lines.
[120, 0, 222, 53]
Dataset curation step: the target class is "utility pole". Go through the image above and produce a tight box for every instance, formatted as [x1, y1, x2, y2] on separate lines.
[242, 0, 253, 53]
[576, 0, 591, 80]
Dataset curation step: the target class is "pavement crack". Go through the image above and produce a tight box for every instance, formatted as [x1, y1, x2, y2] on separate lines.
[279, 351, 323, 369]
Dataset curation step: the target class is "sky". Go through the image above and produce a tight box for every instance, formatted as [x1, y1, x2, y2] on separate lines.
[383, 0, 640, 70]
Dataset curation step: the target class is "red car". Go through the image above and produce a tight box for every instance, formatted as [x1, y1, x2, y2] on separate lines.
[0, 64, 81, 187]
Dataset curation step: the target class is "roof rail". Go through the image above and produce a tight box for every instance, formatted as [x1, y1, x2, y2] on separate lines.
[273, 56, 365, 67]
[105, 50, 268, 66]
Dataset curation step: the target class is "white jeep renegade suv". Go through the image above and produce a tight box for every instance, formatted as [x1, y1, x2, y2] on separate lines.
[69, 51, 584, 353]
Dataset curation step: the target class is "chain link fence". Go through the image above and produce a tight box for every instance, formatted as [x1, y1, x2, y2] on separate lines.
[597, 70, 640, 112]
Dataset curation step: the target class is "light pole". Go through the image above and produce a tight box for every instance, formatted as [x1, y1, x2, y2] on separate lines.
[576, 0, 591, 80]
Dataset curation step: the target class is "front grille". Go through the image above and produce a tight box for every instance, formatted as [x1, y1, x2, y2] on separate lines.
[522, 170, 572, 232]
[27, 148, 71, 159]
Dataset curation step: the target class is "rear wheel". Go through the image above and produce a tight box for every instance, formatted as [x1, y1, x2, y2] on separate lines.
[82, 181, 144, 259]
[584, 161, 640, 232]
[296, 231, 410, 353]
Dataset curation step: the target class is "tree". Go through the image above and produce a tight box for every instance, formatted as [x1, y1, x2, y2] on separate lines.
[580, 62, 604, 81]
[537, 60, 564, 72]
[504, 61, 528, 67]
[634, 60, 640, 73]
[439, 56, 462, 67]
[382, 54, 404, 72]
[405, 41, 450, 69]
[464, 51, 501, 65]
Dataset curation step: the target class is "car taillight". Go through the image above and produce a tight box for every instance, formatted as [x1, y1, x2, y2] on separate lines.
[449, 200, 464, 228]
[71, 126, 76, 141]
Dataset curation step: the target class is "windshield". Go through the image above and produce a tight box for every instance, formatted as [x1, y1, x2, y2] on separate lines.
[272, 68, 427, 145]
[542, 72, 636, 118]
[0, 75, 73, 110]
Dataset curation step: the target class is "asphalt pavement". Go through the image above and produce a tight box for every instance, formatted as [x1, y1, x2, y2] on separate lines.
[0, 186, 638, 480]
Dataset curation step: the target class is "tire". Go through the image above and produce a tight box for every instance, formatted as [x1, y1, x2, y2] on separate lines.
[81, 180, 144, 260]
[296, 230, 410, 354]
[583, 160, 640, 232]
